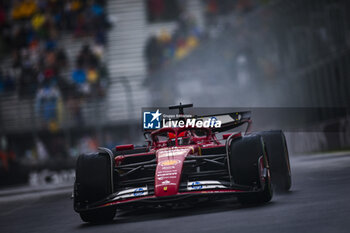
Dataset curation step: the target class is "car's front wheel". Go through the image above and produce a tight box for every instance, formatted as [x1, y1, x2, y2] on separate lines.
[257, 130, 291, 192]
[228, 135, 273, 205]
[74, 149, 116, 223]
[80, 207, 116, 223]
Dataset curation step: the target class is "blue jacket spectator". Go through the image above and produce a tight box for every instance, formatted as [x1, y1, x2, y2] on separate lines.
[72, 69, 87, 84]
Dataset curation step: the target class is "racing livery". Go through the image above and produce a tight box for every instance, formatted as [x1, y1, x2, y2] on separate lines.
[74, 104, 291, 223]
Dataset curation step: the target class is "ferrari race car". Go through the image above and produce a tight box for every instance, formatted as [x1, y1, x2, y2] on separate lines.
[73, 104, 291, 223]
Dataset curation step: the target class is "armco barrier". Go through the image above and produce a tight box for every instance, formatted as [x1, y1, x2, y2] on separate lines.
[285, 117, 350, 154]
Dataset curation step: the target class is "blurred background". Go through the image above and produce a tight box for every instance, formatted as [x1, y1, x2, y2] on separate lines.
[0, 0, 349, 188]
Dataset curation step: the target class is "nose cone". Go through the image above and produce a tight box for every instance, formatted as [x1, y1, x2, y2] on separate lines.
[154, 147, 192, 197]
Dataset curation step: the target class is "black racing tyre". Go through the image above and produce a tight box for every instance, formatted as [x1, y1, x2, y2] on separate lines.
[80, 207, 116, 223]
[74, 150, 116, 222]
[237, 174, 273, 205]
[229, 135, 273, 205]
[257, 130, 291, 192]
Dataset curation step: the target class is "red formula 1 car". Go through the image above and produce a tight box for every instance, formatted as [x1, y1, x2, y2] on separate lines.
[73, 104, 291, 223]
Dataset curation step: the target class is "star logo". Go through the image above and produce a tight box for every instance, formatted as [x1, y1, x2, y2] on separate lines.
[151, 109, 162, 122]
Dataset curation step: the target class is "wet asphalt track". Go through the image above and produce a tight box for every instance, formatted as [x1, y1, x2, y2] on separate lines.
[1, 153, 350, 233]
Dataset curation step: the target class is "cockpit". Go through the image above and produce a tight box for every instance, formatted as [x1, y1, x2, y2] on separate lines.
[151, 128, 212, 148]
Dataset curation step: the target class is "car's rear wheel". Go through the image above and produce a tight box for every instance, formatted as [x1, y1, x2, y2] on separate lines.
[257, 130, 291, 192]
[74, 149, 116, 223]
[228, 135, 273, 205]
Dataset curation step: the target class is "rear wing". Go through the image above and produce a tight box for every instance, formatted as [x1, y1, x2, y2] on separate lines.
[143, 111, 251, 133]
[196, 111, 251, 132]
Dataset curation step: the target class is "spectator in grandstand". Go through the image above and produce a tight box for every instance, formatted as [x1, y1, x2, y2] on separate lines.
[18, 63, 38, 98]
[35, 83, 62, 127]
[144, 13, 201, 73]
[66, 92, 84, 125]
[94, 28, 107, 45]
[35, 138, 48, 162]
[72, 43, 107, 96]
[11, 0, 37, 20]
[144, 35, 163, 72]
[56, 47, 68, 68]
[0, 145, 17, 172]
[148, 0, 165, 22]
[71, 66, 88, 94]
[87, 67, 99, 89]
[77, 44, 100, 69]
[2, 70, 16, 93]
[147, 0, 181, 23]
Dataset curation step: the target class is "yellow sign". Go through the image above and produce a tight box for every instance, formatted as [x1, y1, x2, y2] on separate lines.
[160, 160, 180, 166]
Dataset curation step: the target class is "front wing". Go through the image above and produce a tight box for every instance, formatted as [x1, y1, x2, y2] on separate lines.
[75, 180, 263, 212]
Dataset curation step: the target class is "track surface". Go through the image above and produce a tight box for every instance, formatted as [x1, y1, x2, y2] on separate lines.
[1, 153, 350, 233]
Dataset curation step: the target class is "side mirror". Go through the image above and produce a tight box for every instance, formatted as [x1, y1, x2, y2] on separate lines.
[144, 131, 151, 140]
[144, 132, 152, 147]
